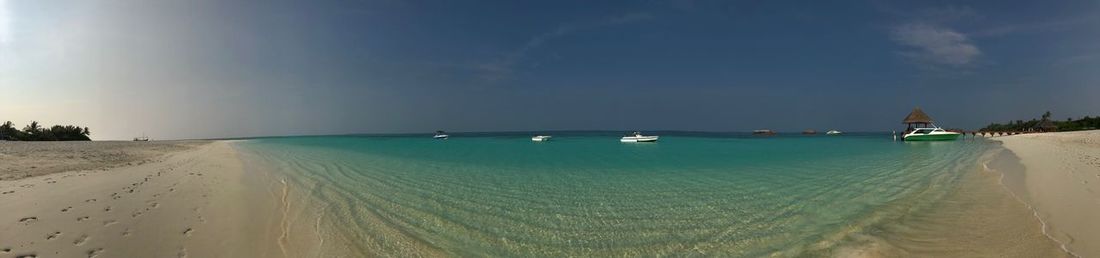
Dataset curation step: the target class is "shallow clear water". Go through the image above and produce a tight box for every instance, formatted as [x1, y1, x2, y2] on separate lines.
[236, 133, 993, 256]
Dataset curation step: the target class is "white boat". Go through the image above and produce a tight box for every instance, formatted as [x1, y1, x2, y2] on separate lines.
[433, 131, 449, 139]
[531, 135, 552, 142]
[902, 127, 960, 141]
[826, 130, 842, 135]
[620, 131, 658, 143]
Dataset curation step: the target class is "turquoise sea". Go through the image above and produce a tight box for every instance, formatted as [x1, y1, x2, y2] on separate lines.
[234, 132, 1001, 257]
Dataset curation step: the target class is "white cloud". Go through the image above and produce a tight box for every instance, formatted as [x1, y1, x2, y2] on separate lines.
[891, 23, 980, 66]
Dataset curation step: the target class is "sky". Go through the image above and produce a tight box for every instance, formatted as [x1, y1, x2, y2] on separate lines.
[1, 0, 1098, 140]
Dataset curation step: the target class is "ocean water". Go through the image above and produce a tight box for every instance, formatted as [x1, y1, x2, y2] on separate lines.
[233, 132, 1020, 257]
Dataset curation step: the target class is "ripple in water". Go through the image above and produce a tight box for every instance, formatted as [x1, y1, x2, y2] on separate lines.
[236, 134, 1015, 256]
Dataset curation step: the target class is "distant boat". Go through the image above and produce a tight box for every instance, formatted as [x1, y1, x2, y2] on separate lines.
[620, 131, 658, 143]
[826, 130, 842, 135]
[433, 131, 449, 139]
[802, 130, 817, 135]
[531, 135, 552, 142]
[902, 127, 961, 141]
[752, 130, 776, 135]
[133, 133, 149, 141]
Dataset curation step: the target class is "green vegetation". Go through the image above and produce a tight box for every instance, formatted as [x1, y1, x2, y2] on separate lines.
[980, 111, 1100, 132]
[0, 121, 91, 141]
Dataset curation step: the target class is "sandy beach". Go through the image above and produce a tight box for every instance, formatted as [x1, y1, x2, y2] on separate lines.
[997, 130, 1100, 257]
[0, 140, 279, 258]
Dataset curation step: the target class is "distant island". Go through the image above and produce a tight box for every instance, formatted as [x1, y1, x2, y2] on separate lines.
[0, 121, 91, 141]
[981, 111, 1100, 132]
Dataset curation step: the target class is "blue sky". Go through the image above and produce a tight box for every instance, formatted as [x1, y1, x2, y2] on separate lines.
[1, 0, 1098, 139]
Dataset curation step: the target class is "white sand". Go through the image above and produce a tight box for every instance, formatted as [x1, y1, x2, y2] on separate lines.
[0, 141, 279, 257]
[998, 130, 1100, 257]
[0, 141, 206, 180]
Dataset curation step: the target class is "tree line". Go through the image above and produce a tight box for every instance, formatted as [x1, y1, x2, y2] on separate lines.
[980, 111, 1100, 132]
[0, 121, 91, 141]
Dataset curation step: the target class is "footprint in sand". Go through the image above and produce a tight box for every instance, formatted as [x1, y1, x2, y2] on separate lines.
[122, 229, 131, 236]
[103, 220, 117, 227]
[46, 231, 61, 240]
[74, 235, 89, 246]
[14, 254, 37, 258]
[2, 190, 15, 194]
[87, 248, 104, 257]
[84, 199, 96, 203]
[18, 217, 37, 224]
[77, 216, 90, 222]
[0, 247, 10, 253]
[182, 227, 193, 236]
[61, 207, 72, 212]
[104, 206, 112, 212]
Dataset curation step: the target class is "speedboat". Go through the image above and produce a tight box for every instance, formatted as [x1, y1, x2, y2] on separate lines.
[620, 131, 658, 143]
[133, 133, 149, 141]
[826, 130, 842, 135]
[531, 135, 552, 142]
[903, 127, 960, 141]
[752, 129, 776, 135]
[433, 131, 449, 139]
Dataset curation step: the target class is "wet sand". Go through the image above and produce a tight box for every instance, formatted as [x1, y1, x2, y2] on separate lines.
[998, 130, 1100, 257]
[828, 142, 1069, 258]
[0, 141, 279, 257]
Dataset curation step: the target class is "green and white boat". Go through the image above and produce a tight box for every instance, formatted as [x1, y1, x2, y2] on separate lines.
[902, 127, 961, 141]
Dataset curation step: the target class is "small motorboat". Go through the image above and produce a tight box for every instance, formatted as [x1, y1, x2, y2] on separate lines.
[620, 131, 658, 143]
[826, 130, 842, 135]
[902, 127, 960, 141]
[752, 129, 776, 135]
[531, 135, 552, 142]
[802, 130, 817, 135]
[433, 131, 449, 139]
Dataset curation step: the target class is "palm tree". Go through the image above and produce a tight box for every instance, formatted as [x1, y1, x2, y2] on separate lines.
[83, 127, 91, 136]
[24, 121, 40, 140]
[0, 121, 13, 140]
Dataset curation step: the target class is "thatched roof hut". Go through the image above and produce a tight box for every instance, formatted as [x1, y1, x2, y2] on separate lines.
[902, 107, 933, 124]
[1035, 118, 1057, 132]
[902, 107, 935, 131]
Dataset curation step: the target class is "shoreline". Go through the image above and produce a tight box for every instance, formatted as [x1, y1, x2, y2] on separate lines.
[995, 130, 1100, 257]
[832, 139, 1068, 257]
[2, 135, 1095, 257]
[233, 142, 329, 258]
[0, 140, 279, 257]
